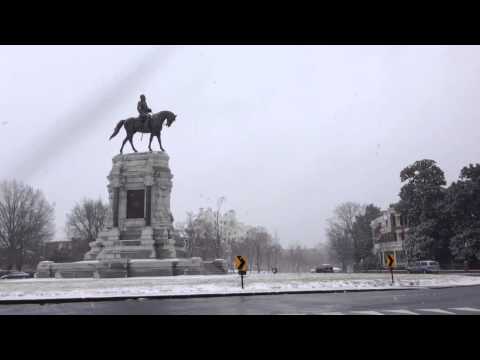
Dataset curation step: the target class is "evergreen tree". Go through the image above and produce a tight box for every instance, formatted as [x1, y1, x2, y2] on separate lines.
[352, 204, 382, 268]
[447, 164, 480, 266]
[396, 159, 452, 265]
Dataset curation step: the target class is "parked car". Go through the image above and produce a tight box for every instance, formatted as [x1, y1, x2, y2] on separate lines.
[0, 269, 10, 277]
[311, 264, 334, 273]
[0, 271, 32, 280]
[407, 260, 440, 274]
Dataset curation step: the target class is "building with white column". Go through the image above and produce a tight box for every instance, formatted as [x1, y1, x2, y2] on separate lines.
[370, 206, 409, 267]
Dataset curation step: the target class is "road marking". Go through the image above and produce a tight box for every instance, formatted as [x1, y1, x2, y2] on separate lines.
[449, 307, 480, 313]
[291, 307, 480, 316]
[382, 309, 419, 315]
[417, 308, 457, 315]
[318, 312, 345, 315]
[280, 313, 307, 315]
[350, 311, 384, 315]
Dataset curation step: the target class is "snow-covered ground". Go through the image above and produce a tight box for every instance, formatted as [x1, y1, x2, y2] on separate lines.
[1, 273, 480, 301]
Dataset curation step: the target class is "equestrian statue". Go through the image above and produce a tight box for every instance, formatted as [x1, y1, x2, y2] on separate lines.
[109, 94, 177, 154]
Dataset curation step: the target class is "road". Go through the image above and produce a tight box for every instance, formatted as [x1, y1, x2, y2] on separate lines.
[1, 285, 480, 315]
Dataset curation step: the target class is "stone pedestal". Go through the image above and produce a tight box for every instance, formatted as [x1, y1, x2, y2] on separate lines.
[36, 151, 228, 278]
[36, 258, 228, 278]
[84, 152, 183, 260]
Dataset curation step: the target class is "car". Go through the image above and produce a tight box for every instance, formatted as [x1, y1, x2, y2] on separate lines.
[0, 271, 32, 280]
[407, 260, 440, 274]
[0, 269, 9, 277]
[312, 264, 334, 273]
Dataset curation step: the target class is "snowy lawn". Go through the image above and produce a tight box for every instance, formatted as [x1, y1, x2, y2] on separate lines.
[1, 272, 480, 301]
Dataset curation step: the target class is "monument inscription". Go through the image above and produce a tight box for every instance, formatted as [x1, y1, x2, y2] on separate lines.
[126, 189, 145, 219]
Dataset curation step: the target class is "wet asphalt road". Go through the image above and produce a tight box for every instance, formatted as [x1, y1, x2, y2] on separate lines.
[1, 285, 480, 315]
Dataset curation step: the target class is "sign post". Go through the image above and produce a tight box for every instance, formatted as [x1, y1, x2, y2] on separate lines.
[234, 256, 248, 289]
[386, 254, 395, 285]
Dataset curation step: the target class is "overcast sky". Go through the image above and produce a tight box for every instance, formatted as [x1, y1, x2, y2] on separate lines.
[0, 45, 479, 247]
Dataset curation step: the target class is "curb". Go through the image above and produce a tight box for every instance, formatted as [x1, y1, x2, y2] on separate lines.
[0, 286, 422, 305]
[2, 284, 480, 306]
[426, 284, 480, 290]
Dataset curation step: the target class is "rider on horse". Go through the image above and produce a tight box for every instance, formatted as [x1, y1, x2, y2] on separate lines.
[137, 94, 152, 131]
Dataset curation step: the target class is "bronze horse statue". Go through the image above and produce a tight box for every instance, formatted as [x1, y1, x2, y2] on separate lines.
[109, 110, 177, 154]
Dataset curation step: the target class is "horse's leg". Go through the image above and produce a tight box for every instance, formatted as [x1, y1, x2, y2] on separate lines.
[157, 131, 165, 152]
[120, 136, 128, 154]
[129, 134, 138, 153]
[148, 133, 154, 152]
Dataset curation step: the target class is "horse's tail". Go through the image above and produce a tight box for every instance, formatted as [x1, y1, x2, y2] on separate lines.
[109, 120, 125, 140]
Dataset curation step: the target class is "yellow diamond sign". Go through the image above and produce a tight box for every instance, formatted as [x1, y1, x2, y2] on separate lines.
[234, 256, 248, 272]
[386, 255, 395, 268]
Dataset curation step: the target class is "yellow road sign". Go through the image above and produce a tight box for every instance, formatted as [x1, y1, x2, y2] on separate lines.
[386, 255, 395, 267]
[234, 256, 248, 272]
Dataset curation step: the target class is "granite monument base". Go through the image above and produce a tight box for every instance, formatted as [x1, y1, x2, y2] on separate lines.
[35, 258, 227, 278]
[36, 151, 229, 279]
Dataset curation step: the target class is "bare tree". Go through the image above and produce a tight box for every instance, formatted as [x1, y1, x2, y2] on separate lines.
[315, 242, 331, 265]
[243, 226, 272, 272]
[66, 198, 108, 260]
[242, 231, 256, 271]
[271, 243, 282, 269]
[214, 196, 226, 259]
[0, 180, 55, 270]
[184, 208, 216, 259]
[270, 232, 282, 271]
[183, 205, 279, 271]
[265, 244, 273, 271]
[221, 209, 240, 268]
[334, 202, 363, 235]
[326, 202, 363, 271]
[285, 244, 303, 272]
[184, 212, 196, 258]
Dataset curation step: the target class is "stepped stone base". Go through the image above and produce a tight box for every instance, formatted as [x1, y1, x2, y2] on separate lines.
[83, 152, 181, 261]
[35, 258, 227, 278]
[37, 152, 229, 279]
